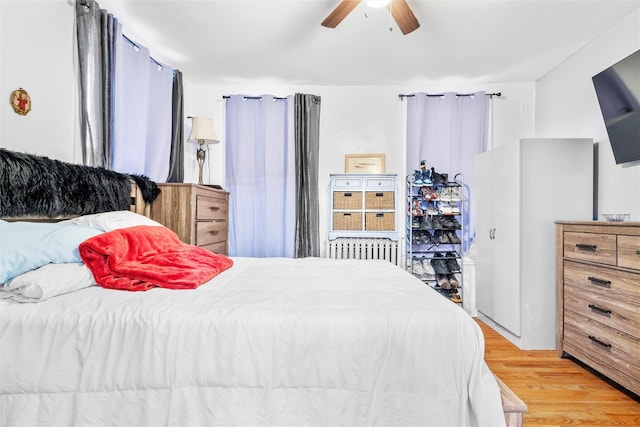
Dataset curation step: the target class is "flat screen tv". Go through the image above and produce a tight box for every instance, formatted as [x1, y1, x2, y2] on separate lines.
[592, 49, 640, 165]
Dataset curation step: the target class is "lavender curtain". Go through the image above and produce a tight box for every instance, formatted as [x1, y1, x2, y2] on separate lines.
[111, 39, 173, 181]
[75, 0, 118, 168]
[294, 93, 321, 258]
[225, 95, 296, 257]
[406, 92, 489, 251]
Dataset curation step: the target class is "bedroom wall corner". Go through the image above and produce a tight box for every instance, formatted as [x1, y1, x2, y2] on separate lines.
[0, 0, 77, 163]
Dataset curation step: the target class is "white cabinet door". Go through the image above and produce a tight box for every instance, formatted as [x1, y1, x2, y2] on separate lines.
[490, 142, 521, 336]
[474, 152, 494, 318]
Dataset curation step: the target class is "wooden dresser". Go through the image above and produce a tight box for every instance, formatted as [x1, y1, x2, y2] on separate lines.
[556, 221, 640, 396]
[150, 183, 229, 255]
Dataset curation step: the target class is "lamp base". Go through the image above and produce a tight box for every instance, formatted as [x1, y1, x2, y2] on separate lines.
[196, 143, 206, 185]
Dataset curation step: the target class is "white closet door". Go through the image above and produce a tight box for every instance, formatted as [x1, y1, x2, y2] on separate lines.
[474, 152, 494, 318]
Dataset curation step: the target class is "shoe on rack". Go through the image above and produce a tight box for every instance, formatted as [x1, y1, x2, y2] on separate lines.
[431, 253, 450, 275]
[442, 217, 461, 230]
[445, 253, 461, 272]
[439, 203, 453, 215]
[411, 216, 421, 229]
[446, 274, 460, 288]
[421, 169, 432, 185]
[449, 291, 462, 304]
[412, 170, 423, 185]
[420, 230, 433, 244]
[420, 216, 434, 230]
[447, 231, 461, 244]
[430, 167, 445, 185]
[426, 201, 438, 216]
[435, 230, 449, 245]
[449, 186, 462, 201]
[437, 274, 451, 289]
[451, 203, 460, 215]
[410, 198, 424, 216]
[440, 187, 451, 202]
[412, 258, 426, 275]
[430, 216, 444, 230]
[422, 259, 435, 275]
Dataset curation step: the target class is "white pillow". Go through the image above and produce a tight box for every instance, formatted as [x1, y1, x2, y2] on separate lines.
[0, 262, 96, 303]
[65, 210, 162, 232]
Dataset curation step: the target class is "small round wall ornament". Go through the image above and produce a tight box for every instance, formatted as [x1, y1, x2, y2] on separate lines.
[10, 88, 31, 116]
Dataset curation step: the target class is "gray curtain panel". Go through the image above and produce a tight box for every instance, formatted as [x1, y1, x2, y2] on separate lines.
[76, 0, 117, 168]
[294, 93, 321, 258]
[166, 69, 184, 182]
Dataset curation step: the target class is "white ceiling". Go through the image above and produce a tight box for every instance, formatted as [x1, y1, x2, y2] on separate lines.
[99, 0, 640, 86]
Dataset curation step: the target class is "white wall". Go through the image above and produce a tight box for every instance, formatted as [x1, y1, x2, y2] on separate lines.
[0, 0, 534, 256]
[0, 0, 79, 163]
[535, 8, 640, 220]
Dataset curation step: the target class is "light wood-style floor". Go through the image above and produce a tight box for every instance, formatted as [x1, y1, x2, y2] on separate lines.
[478, 320, 640, 426]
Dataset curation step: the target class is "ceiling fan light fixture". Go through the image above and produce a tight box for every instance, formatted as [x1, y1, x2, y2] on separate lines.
[366, 0, 390, 8]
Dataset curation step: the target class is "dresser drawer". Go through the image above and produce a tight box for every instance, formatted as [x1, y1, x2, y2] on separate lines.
[564, 266, 639, 337]
[563, 232, 616, 265]
[333, 178, 362, 189]
[365, 177, 394, 189]
[365, 191, 394, 209]
[200, 241, 227, 255]
[196, 195, 227, 220]
[564, 311, 640, 382]
[617, 235, 640, 270]
[196, 221, 227, 246]
[564, 260, 640, 302]
[333, 212, 362, 230]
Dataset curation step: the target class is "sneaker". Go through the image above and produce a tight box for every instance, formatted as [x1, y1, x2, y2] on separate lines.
[421, 169, 432, 185]
[430, 253, 449, 275]
[437, 274, 451, 289]
[412, 258, 426, 275]
[430, 167, 445, 185]
[410, 198, 424, 216]
[412, 170, 423, 185]
[426, 202, 438, 216]
[442, 218, 461, 230]
[439, 203, 453, 215]
[411, 216, 421, 229]
[430, 216, 444, 230]
[445, 253, 461, 272]
[449, 186, 462, 201]
[447, 231, 461, 244]
[422, 259, 435, 275]
[440, 187, 451, 202]
[450, 203, 460, 215]
[419, 216, 434, 230]
[446, 274, 460, 288]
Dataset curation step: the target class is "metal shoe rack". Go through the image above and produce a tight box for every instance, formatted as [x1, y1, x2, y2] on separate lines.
[406, 171, 464, 304]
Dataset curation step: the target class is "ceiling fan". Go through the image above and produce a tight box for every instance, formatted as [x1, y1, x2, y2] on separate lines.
[321, 0, 420, 35]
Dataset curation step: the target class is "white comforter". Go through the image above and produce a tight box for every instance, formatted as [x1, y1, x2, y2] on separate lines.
[0, 257, 505, 427]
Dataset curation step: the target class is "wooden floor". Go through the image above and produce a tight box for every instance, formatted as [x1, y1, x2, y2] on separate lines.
[478, 320, 640, 426]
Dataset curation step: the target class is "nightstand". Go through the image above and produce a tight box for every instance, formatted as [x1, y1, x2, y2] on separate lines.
[150, 183, 229, 255]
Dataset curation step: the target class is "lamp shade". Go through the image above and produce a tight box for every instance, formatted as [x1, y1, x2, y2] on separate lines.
[188, 117, 219, 143]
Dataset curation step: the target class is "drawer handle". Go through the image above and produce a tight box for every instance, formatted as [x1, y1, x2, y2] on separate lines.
[587, 276, 611, 287]
[209, 230, 220, 235]
[376, 213, 384, 218]
[588, 304, 612, 316]
[343, 213, 352, 217]
[588, 335, 612, 349]
[636, 250, 640, 256]
[344, 192, 352, 197]
[576, 243, 597, 251]
[208, 206, 220, 211]
[375, 192, 384, 197]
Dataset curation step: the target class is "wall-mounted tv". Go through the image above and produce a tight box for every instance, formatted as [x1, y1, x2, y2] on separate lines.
[592, 49, 640, 165]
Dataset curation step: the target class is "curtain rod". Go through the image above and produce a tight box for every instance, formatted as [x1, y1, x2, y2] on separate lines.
[398, 92, 501, 99]
[122, 34, 164, 69]
[223, 95, 288, 101]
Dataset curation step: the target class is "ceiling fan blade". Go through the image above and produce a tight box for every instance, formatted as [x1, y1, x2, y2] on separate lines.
[388, 0, 420, 35]
[321, 0, 362, 28]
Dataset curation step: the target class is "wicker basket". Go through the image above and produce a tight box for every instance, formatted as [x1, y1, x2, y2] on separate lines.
[333, 212, 363, 230]
[365, 212, 395, 231]
[365, 191, 394, 210]
[333, 191, 362, 210]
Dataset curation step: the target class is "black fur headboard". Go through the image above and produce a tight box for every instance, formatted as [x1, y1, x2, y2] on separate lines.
[0, 149, 159, 218]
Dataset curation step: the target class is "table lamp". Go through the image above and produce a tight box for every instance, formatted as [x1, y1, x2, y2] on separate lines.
[188, 116, 219, 185]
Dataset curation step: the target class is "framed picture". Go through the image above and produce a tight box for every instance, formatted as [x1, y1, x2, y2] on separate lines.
[345, 154, 386, 174]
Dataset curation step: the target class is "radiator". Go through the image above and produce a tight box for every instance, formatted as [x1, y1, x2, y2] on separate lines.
[327, 238, 400, 266]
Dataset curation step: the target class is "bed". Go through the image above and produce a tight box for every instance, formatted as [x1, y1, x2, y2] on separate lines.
[0, 150, 507, 426]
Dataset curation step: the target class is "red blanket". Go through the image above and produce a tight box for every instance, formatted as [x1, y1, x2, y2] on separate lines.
[79, 225, 233, 291]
